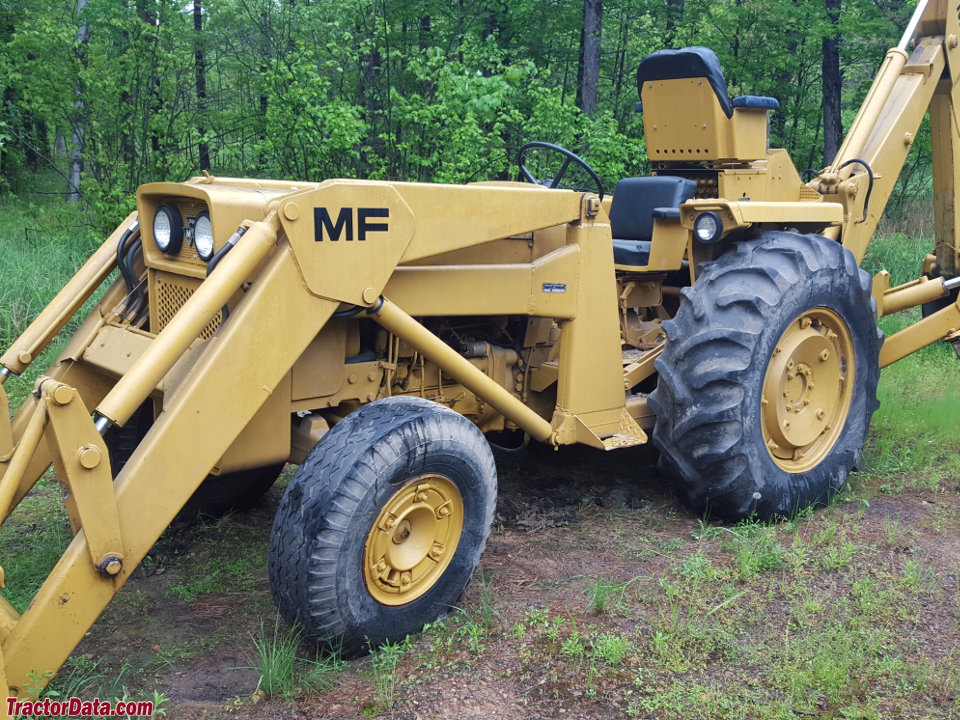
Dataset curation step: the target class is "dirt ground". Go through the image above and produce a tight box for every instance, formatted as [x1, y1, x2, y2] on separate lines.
[71, 442, 960, 720]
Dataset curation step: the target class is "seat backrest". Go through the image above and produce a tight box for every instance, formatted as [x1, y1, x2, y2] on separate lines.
[637, 47, 732, 117]
[608, 176, 698, 242]
[635, 46, 778, 163]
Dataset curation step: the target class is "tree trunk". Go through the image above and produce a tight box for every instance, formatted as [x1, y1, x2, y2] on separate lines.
[194, 0, 209, 171]
[68, 0, 89, 202]
[822, 0, 842, 165]
[665, 0, 684, 47]
[576, 0, 602, 115]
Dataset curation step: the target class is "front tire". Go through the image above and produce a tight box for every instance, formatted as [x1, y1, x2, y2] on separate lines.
[268, 396, 497, 657]
[648, 232, 882, 520]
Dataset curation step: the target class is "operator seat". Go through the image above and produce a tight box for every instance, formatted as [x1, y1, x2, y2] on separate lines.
[636, 46, 779, 162]
[608, 176, 697, 267]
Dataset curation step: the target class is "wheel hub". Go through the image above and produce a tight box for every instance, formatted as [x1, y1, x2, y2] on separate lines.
[364, 475, 463, 606]
[761, 309, 854, 472]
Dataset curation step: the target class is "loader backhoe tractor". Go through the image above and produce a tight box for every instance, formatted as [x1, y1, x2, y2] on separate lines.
[0, 0, 959, 706]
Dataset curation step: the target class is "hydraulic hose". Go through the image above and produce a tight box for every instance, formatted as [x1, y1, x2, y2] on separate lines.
[838, 158, 875, 224]
[123, 238, 147, 322]
[206, 226, 249, 323]
[115, 221, 140, 295]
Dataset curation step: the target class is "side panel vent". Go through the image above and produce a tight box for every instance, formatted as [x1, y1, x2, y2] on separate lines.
[151, 271, 222, 340]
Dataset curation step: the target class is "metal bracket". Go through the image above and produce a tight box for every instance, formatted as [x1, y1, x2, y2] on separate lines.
[41, 381, 125, 578]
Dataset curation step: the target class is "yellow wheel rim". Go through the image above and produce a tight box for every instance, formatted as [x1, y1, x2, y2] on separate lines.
[363, 475, 464, 606]
[761, 308, 855, 473]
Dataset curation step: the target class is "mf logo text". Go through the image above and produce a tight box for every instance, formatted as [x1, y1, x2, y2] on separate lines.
[314, 207, 390, 242]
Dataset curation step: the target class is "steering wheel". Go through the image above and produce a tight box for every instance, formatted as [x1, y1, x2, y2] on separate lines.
[517, 141, 604, 200]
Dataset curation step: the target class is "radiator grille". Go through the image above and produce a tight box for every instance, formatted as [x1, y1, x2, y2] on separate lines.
[155, 274, 222, 340]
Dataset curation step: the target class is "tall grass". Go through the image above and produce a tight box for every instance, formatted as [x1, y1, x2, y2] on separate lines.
[0, 197, 108, 407]
[250, 616, 343, 700]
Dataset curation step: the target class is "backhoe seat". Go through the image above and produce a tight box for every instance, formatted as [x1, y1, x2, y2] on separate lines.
[636, 46, 779, 162]
[637, 46, 734, 116]
[608, 176, 697, 267]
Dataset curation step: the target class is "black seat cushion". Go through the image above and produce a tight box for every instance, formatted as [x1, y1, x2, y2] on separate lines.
[609, 176, 697, 267]
[612, 239, 653, 266]
[732, 95, 779, 111]
[636, 47, 732, 117]
[609, 176, 697, 241]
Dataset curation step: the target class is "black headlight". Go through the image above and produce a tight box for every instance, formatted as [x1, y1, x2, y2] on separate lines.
[693, 211, 724, 244]
[154, 204, 184, 254]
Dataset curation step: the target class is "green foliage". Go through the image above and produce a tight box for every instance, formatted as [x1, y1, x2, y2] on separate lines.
[368, 636, 411, 712]
[722, 522, 786, 580]
[0, 0, 915, 216]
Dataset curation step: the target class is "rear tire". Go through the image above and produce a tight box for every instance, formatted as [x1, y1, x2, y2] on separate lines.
[648, 232, 882, 520]
[104, 403, 285, 520]
[268, 396, 497, 657]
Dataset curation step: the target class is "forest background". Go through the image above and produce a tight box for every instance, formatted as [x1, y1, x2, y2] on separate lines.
[0, 0, 923, 228]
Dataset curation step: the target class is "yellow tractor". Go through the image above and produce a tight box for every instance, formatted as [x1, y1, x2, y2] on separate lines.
[0, 0, 958, 706]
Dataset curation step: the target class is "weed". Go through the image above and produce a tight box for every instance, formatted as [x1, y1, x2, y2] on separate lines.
[250, 615, 342, 700]
[168, 526, 260, 603]
[251, 616, 298, 698]
[821, 539, 858, 570]
[723, 522, 785, 579]
[561, 626, 586, 662]
[0, 487, 72, 613]
[882, 517, 904, 545]
[590, 632, 631, 666]
[45, 656, 107, 698]
[586, 578, 625, 614]
[475, 570, 498, 627]
[901, 560, 939, 594]
[784, 532, 813, 569]
[450, 610, 487, 656]
[149, 690, 169, 717]
[691, 518, 723, 541]
[522, 606, 550, 628]
[369, 637, 411, 712]
[585, 656, 598, 697]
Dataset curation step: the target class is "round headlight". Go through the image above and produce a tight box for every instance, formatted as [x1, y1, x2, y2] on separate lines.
[154, 204, 183, 254]
[693, 211, 723, 244]
[193, 212, 214, 260]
